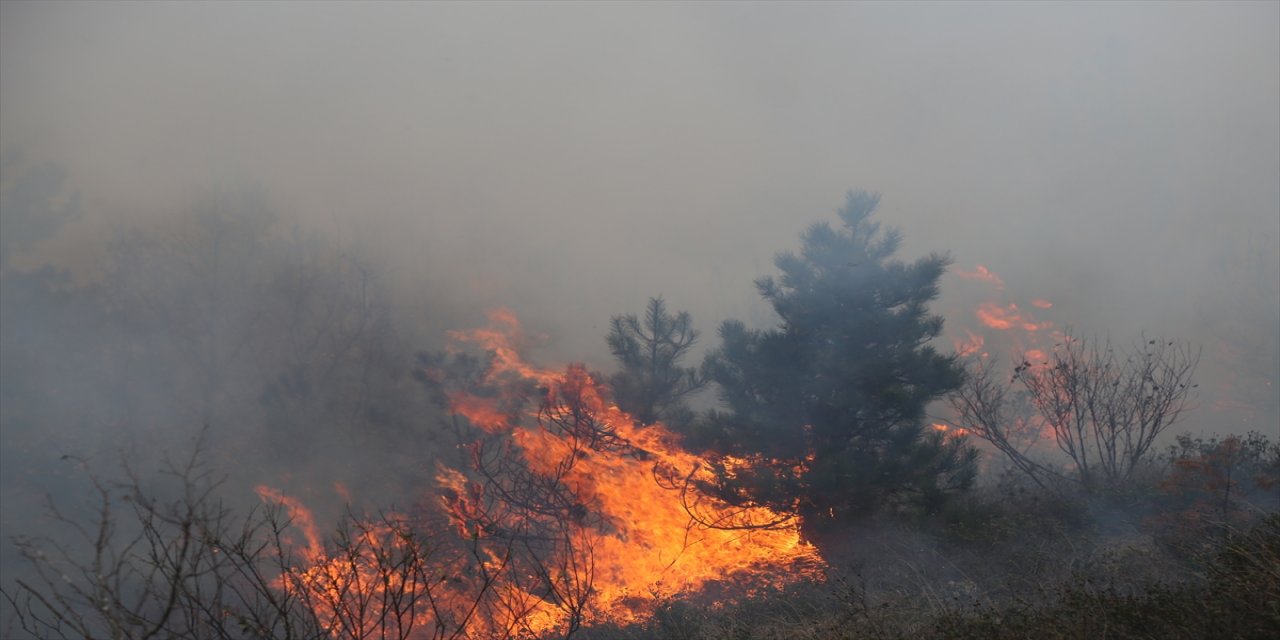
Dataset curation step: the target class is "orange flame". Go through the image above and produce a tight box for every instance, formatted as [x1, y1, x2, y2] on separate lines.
[254, 485, 323, 563]
[444, 312, 822, 627]
[932, 423, 969, 437]
[947, 263, 1064, 449]
[975, 302, 1053, 333]
[447, 307, 559, 387]
[261, 310, 823, 637]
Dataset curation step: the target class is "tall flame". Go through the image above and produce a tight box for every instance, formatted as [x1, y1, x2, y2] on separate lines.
[260, 309, 822, 638]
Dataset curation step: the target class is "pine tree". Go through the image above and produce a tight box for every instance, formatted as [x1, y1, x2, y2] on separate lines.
[699, 191, 975, 534]
[606, 296, 706, 429]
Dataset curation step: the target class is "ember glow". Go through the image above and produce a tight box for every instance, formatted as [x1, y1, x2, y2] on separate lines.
[258, 309, 822, 637]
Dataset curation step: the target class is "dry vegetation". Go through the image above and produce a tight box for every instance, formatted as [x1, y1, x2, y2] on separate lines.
[3, 430, 1276, 639]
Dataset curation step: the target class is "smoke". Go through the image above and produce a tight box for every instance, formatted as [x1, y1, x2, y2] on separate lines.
[4, 2, 1274, 355]
[1, 1, 1277, 625]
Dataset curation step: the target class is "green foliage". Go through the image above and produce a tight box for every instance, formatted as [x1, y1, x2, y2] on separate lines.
[698, 191, 976, 532]
[605, 296, 706, 429]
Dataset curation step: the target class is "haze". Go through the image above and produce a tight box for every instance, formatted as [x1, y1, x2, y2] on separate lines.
[2, 2, 1276, 464]
[3, 2, 1279, 636]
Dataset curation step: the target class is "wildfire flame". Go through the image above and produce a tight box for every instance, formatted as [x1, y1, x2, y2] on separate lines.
[948, 263, 1065, 445]
[951, 263, 1060, 361]
[253, 485, 323, 562]
[931, 423, 969, 437]
[259, 309, 822, 638]
[974, 302, 1053, 333]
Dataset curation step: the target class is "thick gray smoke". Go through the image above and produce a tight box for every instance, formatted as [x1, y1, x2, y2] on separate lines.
[1, 2, 1277, 622]
[5, 2, 1275, 365]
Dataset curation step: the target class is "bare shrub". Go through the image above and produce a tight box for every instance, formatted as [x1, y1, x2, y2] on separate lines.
[1, 433, 509, 640]
[2, 434, 323, 639]
[951, 332, 1199, 492]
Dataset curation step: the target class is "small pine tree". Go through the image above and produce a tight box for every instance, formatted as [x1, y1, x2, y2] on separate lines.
[606, 296, 706, 429]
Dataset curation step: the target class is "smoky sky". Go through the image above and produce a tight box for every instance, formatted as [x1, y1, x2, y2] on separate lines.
[2, 2, 1277, 429]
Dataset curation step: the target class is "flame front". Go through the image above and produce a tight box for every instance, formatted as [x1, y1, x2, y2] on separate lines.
[261, 309, 822, 638]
